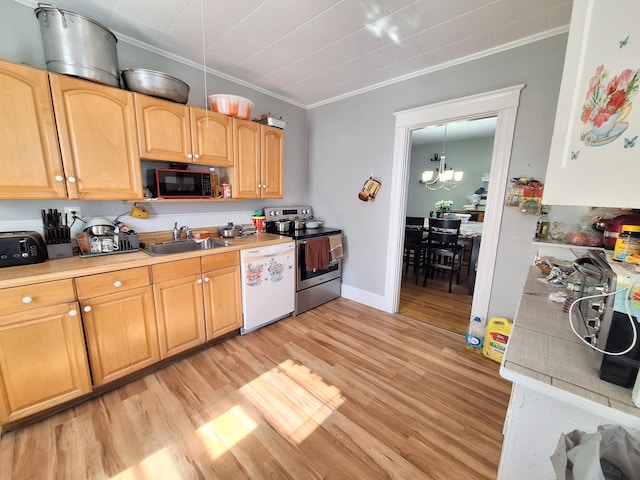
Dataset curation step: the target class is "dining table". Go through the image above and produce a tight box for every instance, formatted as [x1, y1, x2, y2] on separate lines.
[405, 221, 483, 294]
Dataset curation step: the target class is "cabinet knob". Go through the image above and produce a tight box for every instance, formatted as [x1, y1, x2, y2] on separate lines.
[54, 175, 64, 182]
[187, 153, 193, 159]
[197, 278, 203, 284]
[22, 296, 32, 304]
[204, 277, 210, 283]
[113, 281, 122, 288]
[68, 176, 77, 183]
[258, 184, 263, 188]
[69, 309, 78, 316]
[83, 306, 92, 312]
[194, 153, 200, 159]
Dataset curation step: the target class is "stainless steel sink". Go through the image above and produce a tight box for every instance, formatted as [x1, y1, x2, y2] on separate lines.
[142, 239, 229, 256]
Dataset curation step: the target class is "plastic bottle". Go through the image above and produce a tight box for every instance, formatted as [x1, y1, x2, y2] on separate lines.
[465, 315, 485, 352]
[483, 318, 513, 363]
[535, 209, 550, 239]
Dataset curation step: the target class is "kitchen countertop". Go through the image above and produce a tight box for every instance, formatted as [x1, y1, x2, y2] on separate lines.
[0, 232, 292, 289]
[500, 267, 640, 428]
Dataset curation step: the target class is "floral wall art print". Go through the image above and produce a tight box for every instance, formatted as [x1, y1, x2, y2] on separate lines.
[562, 1, 640, 165]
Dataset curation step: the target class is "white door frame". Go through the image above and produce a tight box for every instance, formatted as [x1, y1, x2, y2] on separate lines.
[384, 85, 524, 320]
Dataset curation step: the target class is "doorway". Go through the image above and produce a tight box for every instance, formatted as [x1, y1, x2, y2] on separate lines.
[383, 85, 524, 323]
[399, 118, 495, 334]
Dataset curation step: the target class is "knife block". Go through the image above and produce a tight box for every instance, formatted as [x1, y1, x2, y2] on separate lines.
[47, 243, 73, 259]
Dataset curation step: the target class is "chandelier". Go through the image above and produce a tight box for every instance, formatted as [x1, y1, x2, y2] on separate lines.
[419, 124, 463, 190]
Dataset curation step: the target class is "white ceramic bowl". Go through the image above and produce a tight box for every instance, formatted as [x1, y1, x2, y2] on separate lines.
[306, 220, 323, 229]
[208, 94, 254, 120]
[454, 213, 472, 223]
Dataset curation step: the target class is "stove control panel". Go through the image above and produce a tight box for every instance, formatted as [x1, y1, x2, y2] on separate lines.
[263, 206, 313, 220]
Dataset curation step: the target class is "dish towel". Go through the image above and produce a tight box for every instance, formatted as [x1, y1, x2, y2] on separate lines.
[306, 237, 330, 271]
[329, 234, 343, 263]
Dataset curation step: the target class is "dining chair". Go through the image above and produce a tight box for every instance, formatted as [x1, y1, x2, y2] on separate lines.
[422, 218, 463, 292]
[403, 216, 426, 280]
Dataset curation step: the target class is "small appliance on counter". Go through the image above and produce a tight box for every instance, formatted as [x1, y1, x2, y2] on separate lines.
[570, 250, 640, 388]
[0, 231, 48, 267]
[263, 206, 343, 314]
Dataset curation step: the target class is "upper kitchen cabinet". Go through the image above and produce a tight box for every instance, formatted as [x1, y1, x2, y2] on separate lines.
[49, 73, 144, 200]
[232, 118, 284, 199]
[543, 0, 640, 208]
[0, 60, 67, 199]
[135, 94, 233, 166]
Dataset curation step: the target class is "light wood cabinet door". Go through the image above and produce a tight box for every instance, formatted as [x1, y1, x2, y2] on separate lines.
[232, 117, 261, 198]
[152, 259, 206, 358]
[0, 59, 66, 199]
[49, 73, 143, 200]
[202, 264, 242, 339]
[134, 94, 191, 163]
[261, 125, 284, 198]
[190, 107, 233, 166]
[80, 286, 159, 386]
[0, 302, 91, 423]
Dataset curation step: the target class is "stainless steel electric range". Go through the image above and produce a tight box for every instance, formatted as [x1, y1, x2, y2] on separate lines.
[263, 206, 343, 314]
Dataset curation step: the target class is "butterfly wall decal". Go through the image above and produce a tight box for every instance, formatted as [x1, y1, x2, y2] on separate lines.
[619, 35, 630, 48]
[624, 136, 637, 148]
[570, 151, 580, 160]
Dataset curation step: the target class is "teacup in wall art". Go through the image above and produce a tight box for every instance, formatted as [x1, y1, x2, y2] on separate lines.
[579, 64, 639, 147]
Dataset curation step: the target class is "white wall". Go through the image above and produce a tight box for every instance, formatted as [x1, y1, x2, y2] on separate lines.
[307, 34, 569, 319]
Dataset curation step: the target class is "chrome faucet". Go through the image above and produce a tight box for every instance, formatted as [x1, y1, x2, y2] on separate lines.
[173, 222, 191, 241]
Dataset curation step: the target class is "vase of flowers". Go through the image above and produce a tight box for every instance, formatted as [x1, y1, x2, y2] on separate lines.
[435, 200, 453, 213]
[580, 64, 639, 142]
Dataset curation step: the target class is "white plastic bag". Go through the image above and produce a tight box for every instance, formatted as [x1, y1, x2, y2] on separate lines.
[550, 424, 640, 480]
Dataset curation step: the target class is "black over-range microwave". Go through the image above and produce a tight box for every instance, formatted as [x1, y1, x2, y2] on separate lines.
[147, 168, 216, 199]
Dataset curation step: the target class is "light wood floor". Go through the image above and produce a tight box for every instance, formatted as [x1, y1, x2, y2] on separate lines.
[0, 298, 510, 479]
[399, 265, 473, 335]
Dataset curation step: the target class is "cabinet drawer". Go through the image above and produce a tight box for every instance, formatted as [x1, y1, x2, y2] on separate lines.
[152, 258, 201, 284]
[201, 251, 239, 272]
[75, 267, 150, 299]
[0, 279, 75, 316]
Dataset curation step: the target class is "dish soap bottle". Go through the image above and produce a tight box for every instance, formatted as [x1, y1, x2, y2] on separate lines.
[465, 315, 485, 353]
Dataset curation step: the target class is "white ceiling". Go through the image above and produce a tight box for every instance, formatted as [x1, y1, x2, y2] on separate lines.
[23, 0, 573, 108]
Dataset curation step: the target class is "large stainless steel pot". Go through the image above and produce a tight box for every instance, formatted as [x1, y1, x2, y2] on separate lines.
[34, 4, 120, 88]
[121, 69, 190, 104]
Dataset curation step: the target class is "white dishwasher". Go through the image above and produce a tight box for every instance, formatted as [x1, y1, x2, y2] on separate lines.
[240, 242, 295, 334]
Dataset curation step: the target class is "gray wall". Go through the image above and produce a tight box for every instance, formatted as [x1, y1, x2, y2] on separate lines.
[307, 34, 568, 319]
[0, 0, 307, 227]
[407, 136, 494, 219]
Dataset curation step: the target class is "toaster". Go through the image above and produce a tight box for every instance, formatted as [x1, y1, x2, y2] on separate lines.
[0, 231, 48, 267]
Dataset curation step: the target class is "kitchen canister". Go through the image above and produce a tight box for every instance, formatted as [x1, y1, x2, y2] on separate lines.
[613, 225, 640, 262]
[482, 318, 512, 363]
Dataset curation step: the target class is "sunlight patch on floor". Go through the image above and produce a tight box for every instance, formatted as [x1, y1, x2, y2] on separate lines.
[196, 405, 257, 459]
[110, 447, 185, 479]
[239, 359, 345, 443]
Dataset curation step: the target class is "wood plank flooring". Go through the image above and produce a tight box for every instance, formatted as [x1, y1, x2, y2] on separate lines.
[399, 267, 473, 335]
[0, 298, 511, 479]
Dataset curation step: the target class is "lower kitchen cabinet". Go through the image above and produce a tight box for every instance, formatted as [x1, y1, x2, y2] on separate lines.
[75, 267, 159, 387]
[0, 280, 91, 424]
[152, 258, 206, 358]
[202, 252, 242, 338]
